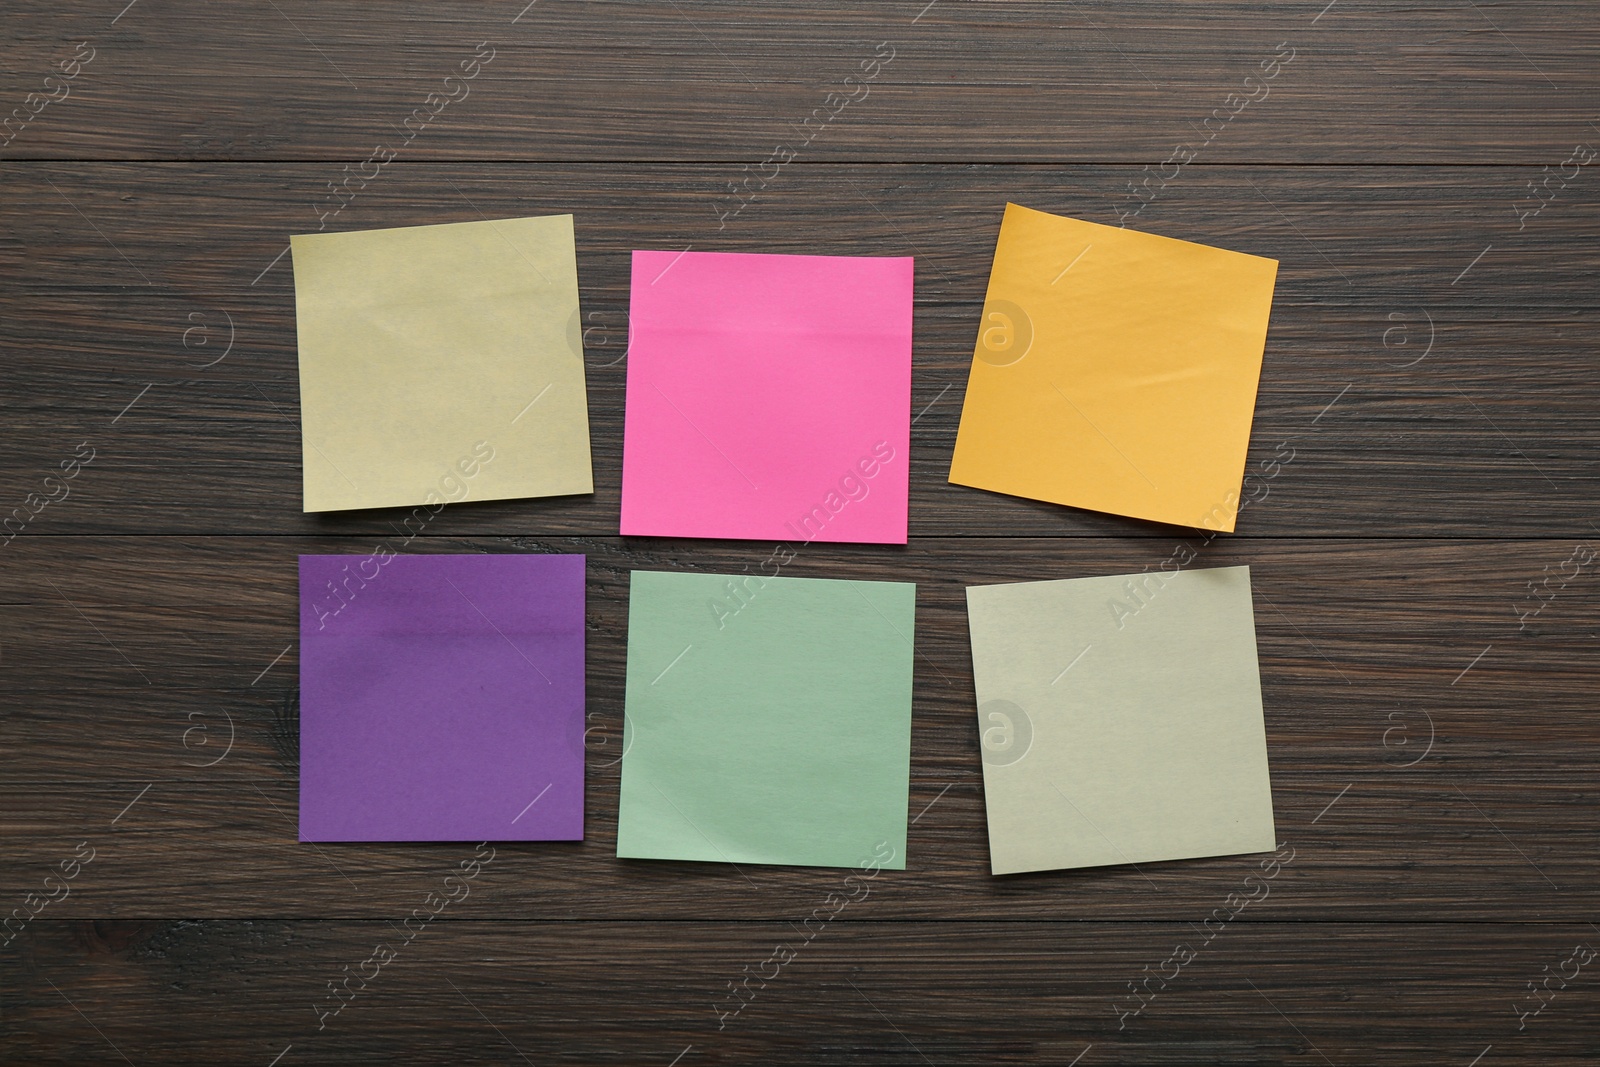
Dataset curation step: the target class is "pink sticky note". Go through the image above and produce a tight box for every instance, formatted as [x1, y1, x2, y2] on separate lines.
[621, 250, 913, 544]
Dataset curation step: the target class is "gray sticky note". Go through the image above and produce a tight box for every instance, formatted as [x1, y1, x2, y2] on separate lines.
[967, 565, 1276, 876]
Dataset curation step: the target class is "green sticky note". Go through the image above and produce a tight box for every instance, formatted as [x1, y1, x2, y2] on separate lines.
[967, 565, 1275, 876]
[617, 570, 915, 870]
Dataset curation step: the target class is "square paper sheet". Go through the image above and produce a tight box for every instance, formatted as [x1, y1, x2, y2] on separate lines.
[967, 565, 1275, 875]
[949, 204, 1278, 532]
[616, 570, 914, 869]
[292, 214, 593, 512]
[299, 553, 585, 842]
[620, 251, 913, 544]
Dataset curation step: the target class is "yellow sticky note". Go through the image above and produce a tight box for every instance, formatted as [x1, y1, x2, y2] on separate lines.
[291, 215, 593, 513]
[949, 204, 1278, 531]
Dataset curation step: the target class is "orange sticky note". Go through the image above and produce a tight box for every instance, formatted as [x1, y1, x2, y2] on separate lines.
[949, 204, 1278, 531]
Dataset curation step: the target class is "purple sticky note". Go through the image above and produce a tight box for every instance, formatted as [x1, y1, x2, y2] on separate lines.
[298, 553, 585, 842]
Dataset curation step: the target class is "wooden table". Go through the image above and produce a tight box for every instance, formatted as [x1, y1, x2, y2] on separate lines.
[3, 2, 1596, 1063]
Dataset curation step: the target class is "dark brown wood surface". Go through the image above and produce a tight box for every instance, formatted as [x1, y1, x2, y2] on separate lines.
[2, 1, 1597, 1063]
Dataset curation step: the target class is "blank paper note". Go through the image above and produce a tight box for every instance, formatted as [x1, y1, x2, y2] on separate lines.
[298, 553, 586, 842]
[966, 565, 1276, 876]
[620, 251, 913, 544]
[949, 204, 1278, 532]
[616, 570, 915, 869]
[291, 214, 593, 512]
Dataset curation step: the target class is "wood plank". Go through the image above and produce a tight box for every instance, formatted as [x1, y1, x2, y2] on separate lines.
[4, 164, 1593, 301]
[2, 1, 1597, 1060]
[1, 165, 1595, 538]
[0, 1, 1593, 163]
[1, 536, 1593, 920]
[5, 920, 1595, 1064]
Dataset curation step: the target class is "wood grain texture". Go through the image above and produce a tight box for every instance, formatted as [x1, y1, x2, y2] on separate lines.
[2, 0, 1598, 1062]
[0, 1, 1595, 163]
[0, 536, 1593, 922]
[1, 165, 1596, 538]
[6, 921, 1597, 1065]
